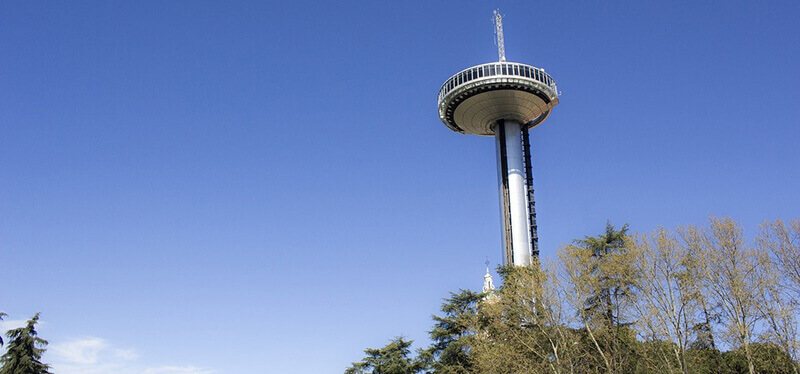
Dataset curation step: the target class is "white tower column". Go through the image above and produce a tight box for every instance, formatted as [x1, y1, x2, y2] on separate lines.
[495, 120, 533, 267]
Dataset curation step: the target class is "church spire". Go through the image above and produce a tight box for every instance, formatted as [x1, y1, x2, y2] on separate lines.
[482, 260, 495, 293]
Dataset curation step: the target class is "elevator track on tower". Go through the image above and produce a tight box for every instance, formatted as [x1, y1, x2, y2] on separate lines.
[522, 129, 539, 258]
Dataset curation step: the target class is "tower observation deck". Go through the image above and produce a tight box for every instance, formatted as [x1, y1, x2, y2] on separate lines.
[437, 11, 559, 267]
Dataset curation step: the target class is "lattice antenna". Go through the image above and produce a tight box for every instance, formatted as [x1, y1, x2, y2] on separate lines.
[493, 9, 506, 62]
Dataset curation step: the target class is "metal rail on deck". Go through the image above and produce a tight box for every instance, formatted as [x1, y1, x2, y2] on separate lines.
[438, 62, 558, 103]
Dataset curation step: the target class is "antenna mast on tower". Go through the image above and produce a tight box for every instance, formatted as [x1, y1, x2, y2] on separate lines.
[493, 9, 506, 62]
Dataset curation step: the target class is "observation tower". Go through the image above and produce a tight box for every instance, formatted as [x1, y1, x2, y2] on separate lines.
[437, 11, 559, 267]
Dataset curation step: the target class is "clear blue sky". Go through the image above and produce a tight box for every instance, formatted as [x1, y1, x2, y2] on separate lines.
[1, 1, 798, 373]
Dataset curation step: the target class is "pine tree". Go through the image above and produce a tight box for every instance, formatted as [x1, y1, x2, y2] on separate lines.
[0, 313, 51, 374]
[0, 312, 6, 346]
[423, 289, 481, 373]
[561, 222, 640, 374]
[574, 222, 633, 328]
[345, 337, 425, 374]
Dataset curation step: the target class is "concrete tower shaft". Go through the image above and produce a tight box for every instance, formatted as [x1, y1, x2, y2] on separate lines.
[495, 120, 535, 266]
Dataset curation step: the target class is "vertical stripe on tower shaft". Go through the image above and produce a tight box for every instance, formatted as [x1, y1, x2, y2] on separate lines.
[496, 120, 514, 266]
[522, 128, 539, 259]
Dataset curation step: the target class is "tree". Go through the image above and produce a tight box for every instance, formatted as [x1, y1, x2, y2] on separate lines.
[628, 227, 700, 374]
[0, 312, 6, 346]
[423, 289, 481, 374]
[524, 262, 583, 374]
[574, 223, 635, 329]
[753, 262, 799, 374]
[680, 225, 724, 374]
[721, 343, 796, 374]
[757, 220, 800, 374]
[345, 337, 425, 374]
[690, 217, 766, 374]
[471, 265, 581, 374]
[758, 219, 800, 297]
[0, 313, 51, 374]
[347, 218, 800, 374]
[560, 222, 639, 374]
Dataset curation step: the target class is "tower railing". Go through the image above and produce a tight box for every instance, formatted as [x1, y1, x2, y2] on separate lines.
[437, 62, 558, 103]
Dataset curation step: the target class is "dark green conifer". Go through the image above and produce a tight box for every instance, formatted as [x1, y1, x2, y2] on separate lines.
[0, 313, 51, 374]
[0, 312, 6, 346]
[423, 289, 481, 373]
[345, 337, 424, 374]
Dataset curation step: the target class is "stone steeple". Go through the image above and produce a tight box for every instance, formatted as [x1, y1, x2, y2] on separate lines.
[482, 265, 495, 293]
[481, 264, 499, 304]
